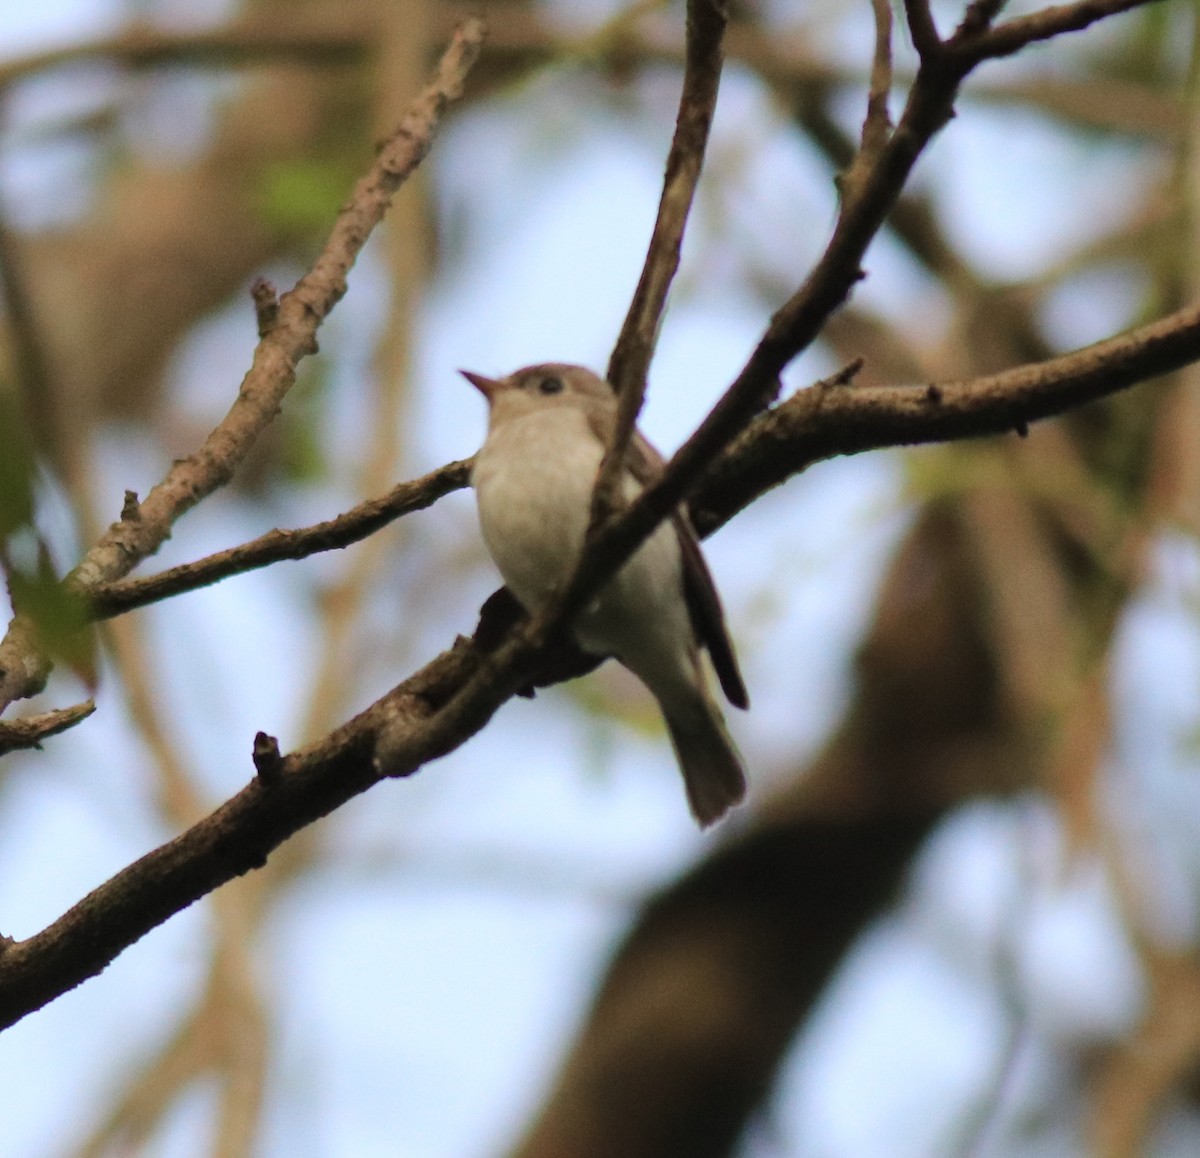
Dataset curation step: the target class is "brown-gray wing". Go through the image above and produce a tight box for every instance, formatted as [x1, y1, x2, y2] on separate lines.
[628, 431, 749, 710]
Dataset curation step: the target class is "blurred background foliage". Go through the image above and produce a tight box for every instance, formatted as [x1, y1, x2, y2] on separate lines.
[2, 1, 1200, 1156]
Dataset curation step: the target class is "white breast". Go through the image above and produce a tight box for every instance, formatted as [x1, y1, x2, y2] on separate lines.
[472, 407, 603, 611]
[472, 406, 693, 700]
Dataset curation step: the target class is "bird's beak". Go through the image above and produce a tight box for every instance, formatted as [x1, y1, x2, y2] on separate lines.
[459, 369, 502, 400]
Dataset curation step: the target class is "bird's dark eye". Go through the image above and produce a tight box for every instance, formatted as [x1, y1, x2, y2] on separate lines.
[537, 376, 564, 395]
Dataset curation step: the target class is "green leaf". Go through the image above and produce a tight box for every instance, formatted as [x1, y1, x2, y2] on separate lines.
[7, 547, 98, 689]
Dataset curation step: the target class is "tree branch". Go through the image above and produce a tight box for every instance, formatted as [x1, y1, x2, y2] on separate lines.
[590, 0, 1164, 569]
[595, 0, 727, 522]
[0, 18, 368, 90]
[75, 291, 1200, 621]
[0, 0, 1182, 1032]
[695, 297, 1200, 532]
[955, 0, 1160, 63]
[68, 17, 484, 596]
[0, 17, 484, 714]
[88, 460, 472, 618]
[4, 290, 1200, 1029]
[0, 699, 94, 756]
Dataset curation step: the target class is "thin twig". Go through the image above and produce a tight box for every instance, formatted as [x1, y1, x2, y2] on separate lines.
[863, 0, 894, 156]
[953, 0, 1156, 62]
[2, 289, 1199, 1027]
[945, 808, 1034, 1158]
[69, 17, 484, 595]
[88, 460, 471, 618]
[839, 0, 895, 207]
[0, 18, 485, 714]
[0, 699, 94, 755]
[593, 0, 727, 521]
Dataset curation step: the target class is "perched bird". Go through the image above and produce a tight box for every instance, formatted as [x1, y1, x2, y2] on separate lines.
[464, 362, 749, 826]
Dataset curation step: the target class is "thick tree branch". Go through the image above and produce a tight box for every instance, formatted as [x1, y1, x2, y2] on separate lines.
[509, 818, 939, 1158]
[695, 297, 1200, 532]
[4, 290, 1200, 1028]
[0, 0, 1180, 1032]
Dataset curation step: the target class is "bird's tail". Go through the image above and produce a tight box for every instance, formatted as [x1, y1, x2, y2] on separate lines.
[663, 691, 746, 827]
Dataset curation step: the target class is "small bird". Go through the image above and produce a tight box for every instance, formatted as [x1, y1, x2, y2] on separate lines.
[464, 362, 749, 826]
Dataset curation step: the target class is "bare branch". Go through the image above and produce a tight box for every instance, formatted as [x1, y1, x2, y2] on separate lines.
[594, 0, 727, 520]
[68, 17, 484, 595]
[88, 460, 472, 619]
[0, 17, 485, 711]
[633, 0, 1159, 538]
[0, 616, 49, 712]
[0, 699, 94, 755]
[863, 0, 894, 156]
[0, 0, 1183, 1032]
[903, 0, 944, 59]
[4, 291, 1199, 1029]
[954, 0, 1160, 62]
[695, 297, 1200, 533]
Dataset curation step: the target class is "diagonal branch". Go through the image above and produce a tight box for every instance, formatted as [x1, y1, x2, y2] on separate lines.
[68, 18, 484, 596]
[0, 699, 94, 756]
[952, 0, 1159, 62]
[0, 17, 485, 715]
[87, 461, 472, 618]
[593, 0, 727, 519]
[5, 291, 1200, 1030]
[694, 297, 1200, 532]
[0, 0, 1181, 1032]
